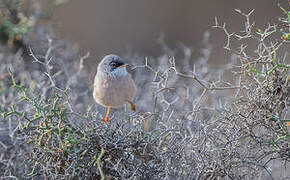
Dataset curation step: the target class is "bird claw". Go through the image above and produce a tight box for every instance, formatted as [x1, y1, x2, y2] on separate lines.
[101, 106, 111, 123]
[102, 117, 111, 123]
[127, 101, 136, 111]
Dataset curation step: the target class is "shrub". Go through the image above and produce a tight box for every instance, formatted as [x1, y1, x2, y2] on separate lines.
[0, 4, 289, 180]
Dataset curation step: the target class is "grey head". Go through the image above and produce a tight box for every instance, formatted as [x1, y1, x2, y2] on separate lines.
[97, 54, 128, 76]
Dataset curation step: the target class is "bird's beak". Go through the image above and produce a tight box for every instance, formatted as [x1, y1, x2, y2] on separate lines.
[119, 64, 128, 68]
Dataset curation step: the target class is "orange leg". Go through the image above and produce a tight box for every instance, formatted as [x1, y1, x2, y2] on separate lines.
[127, 101, 136, 111]
[102, 106, 111, 123]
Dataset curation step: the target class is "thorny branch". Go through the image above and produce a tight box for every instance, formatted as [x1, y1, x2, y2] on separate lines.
[0, 7, 289, 180]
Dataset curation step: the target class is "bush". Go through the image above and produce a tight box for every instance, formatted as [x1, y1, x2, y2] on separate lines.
[0, 4, 289, 180]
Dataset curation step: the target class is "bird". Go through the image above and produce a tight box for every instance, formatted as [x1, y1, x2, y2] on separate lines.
[93, 54, 136, 123]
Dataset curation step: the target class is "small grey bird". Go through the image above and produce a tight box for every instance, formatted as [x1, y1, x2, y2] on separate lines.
[93, 54, 136, 123]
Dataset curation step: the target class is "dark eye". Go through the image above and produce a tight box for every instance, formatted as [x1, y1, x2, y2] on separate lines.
[110, 62, 117, 68]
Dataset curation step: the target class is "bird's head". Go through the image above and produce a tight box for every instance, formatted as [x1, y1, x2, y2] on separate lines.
[97, 54, 128, 76]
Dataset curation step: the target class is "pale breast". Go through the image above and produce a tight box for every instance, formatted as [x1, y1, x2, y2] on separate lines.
[93, 74, 136, 108]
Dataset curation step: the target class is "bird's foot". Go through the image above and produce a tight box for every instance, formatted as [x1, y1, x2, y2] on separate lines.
[102, 116, 111, 123]
[102, 106, 111, 123]
[127, 101, 136, 111]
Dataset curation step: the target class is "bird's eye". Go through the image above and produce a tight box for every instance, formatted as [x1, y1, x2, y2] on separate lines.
[110, 62, 117, 68]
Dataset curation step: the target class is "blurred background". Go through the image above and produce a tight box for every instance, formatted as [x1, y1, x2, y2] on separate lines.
[43, 0, 283, 69]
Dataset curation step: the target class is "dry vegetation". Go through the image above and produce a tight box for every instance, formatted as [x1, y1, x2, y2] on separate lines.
[0, 1, 289, 180]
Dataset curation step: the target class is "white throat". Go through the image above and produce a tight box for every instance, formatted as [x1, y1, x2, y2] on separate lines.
[111, 67, 129, 76]
[98, 67, 129, 77]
